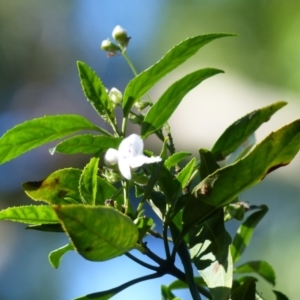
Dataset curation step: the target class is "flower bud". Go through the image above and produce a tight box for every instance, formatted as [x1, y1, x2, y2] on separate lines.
[112, 25, 130, 50]
[134, 99, 151, 110]
[100, 39, 120, 56]
[109, 88, 123, 106]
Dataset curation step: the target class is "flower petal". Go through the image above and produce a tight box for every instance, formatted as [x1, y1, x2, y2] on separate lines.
[129, 155, 162, 169]
[104, 148, 119, 166]
[118, 134, 144, 159]
[118, 159, 132, 180]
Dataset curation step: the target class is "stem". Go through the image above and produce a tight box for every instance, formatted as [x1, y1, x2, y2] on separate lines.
[122, 180, 129, 214]
[125, 252, 159, 271]
[163, 221, 171, 261]
[122, 51, 139, 76]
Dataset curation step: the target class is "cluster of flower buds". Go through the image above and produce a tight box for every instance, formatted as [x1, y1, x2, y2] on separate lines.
[100, 25, 130, 56]
[108, 87, 123, 107]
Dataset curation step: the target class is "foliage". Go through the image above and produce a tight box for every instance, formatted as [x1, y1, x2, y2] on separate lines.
[0, 26, 296, 299]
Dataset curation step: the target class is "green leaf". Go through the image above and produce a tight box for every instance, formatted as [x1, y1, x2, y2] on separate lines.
[53, 205, 139, 261]
[0, 115, 101, 165]
[231, 277, 256, 300]
[77, 61, 115, 124]
[48, 243, 74, 269]
[231, 205, 268, 263]
[192, 120, 300, 207]
[161, 285, 177, 300]
[27, 223, 63, 232]
[168, 277, 206, 290]
[122, 33, 234, 116]
[79, 157, 99, 205]
[165, 152, 191, 169]
[189, 210, 232, 300]
[134, 217, 153, 242]
[23, 168, 83, 205]
[0, 205, 58, 224]
[234, 260, 275, 285]
[211, 101, 287, 160]
[176, 157, 196, 189]
[50, 134, 122, 155]
[273, 290, 289, 300]
[199, 149, 220, 180]
[141, 68, 223, 138]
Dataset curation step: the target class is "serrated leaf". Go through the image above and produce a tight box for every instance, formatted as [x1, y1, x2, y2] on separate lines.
[0, 205, 58, 224]
[273, 290, 289, 300]
[122, 33, 234, 116]
[192, 120, 300, 207]
[165, 152, 191, 169]
[50, 134, 122, 155]
[79, 157, 99, 205]
[48, 243, 74, 269]
[176, 157, 196, 189]
[211, 101, 287, 160]
[53, 205, 139, 261]
[77, 61, 115, 124]
[231, 205, 268, 263]
[141, 68, 223, 138]
[0, 115, 101, 165]
[234, 260, 275, 285]
[23, 168, 83, 205]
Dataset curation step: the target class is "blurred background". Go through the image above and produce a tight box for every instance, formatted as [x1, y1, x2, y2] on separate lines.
[0, 0, 300, 299]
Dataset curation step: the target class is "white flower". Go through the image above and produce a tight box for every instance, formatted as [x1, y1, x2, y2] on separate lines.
[104, 134, 162, 180]
[109, 88, 123, 105]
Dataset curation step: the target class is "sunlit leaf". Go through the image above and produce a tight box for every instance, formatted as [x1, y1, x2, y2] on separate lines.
[211, 101, 287, 160]
[189, 210, 232, 300]
[123, 33, 234, 116]
[192, 120, 300, 207]
[234, 260, 275, 285]
[176, 157, 196, 189]
[23, 168, 83, 205]
[48, 243, 74, 269]
[79, 157, 99, 205]
[50, 134, 122, 155]
[231, 205, 268, 263]
[141, 68, 223, 138]
[0, 205, 58, 224]
[164, 152, 191, 169]
[0, 115, 101, 165]
[77, 61, 115, 124]
[53, 205, 139, 261]
[161, 285, 177, 300]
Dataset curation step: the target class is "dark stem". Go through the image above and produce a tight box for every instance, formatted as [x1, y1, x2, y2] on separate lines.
[125, 252, 159, 271]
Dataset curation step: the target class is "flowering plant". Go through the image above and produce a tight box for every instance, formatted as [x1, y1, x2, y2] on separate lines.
[0, 25, 297, 299]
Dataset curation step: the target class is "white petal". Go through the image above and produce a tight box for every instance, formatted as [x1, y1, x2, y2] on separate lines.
[118, 134, 144, 159]
[104, 148, 119, 166]
[129, 155, 162, 168]
[118, 159, 132, 180]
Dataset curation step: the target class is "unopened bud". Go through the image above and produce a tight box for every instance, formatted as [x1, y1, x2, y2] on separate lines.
[112, 25, 130, 50]
[109, 88, 123, 106]
[129, 113, 144, 125]
[134, 99, 151, 110]
[100, 39, 120, 56]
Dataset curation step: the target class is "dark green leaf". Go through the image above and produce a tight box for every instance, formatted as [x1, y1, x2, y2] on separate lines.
[211, 101, 287, 160]
[231, 277, 256, 300]
[23, 168, 83, 205]
[165, 152, 191, 169]
[48, 243, 74, 269]
[74, 292, 114, 300]
[168, 277, 206, 290]
[189, 210, 232, 300]
[141, 68, 223, 138]
[50, 134, 122, 155]
[234, 260, 275, 285]
[273, 290, 289, 300]
[53, 205, 139, 261]
[122, 33, 234, 116]
[176, 157, 196, 189]
[231, 205, 268, 263]
[0, 205, 58, 224]
[27, 223, 63, 232]
[79, 157, 99, 205]
[192, 120, 300, 207]
[0, 115, 101, 165]
[161, 285, 177, 300]
[77, 61, 115, 124]
[199, 149, 220, 179]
